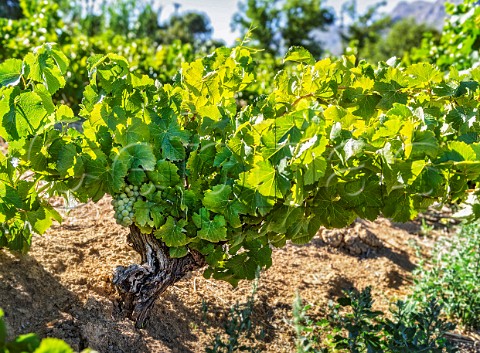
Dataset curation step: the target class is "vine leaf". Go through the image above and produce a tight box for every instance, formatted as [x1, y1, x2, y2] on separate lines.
[193, 208, 227, 242]
[154, 216, 189, 247]
[0, 59, 23, 87]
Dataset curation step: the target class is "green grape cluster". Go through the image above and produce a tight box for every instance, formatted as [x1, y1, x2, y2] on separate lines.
[112, 184, 141, 227]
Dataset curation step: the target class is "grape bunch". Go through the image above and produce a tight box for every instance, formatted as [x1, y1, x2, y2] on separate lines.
[111, 184, 141, 226]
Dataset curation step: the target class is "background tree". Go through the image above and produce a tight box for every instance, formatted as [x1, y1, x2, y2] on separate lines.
[134, 2, 161, 40]
[232, 0, 335, 58]
[362, 18, 440, 63]
[62, 0, 215, 49]
[0, 0, 22, 19]
[159, 11, 216, 49]
[340, 0, 391, 59]
[232, 0, 280, 54]
[340, 0, 439, 63]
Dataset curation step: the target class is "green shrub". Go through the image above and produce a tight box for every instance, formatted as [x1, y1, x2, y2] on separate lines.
[383, 299, 456, 352]
[293, 287, 457, 353]
[411, 221, 480, 329]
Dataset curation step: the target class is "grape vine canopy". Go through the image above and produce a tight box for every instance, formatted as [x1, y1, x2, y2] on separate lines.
[0, 43, 479, 326]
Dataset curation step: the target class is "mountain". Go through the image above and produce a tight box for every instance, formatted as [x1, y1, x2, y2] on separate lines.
[390, 0, 464, 30]
[316, 0, 464, 55]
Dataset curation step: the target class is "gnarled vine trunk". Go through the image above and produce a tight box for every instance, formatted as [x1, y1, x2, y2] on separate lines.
[113, 225, 205, 328]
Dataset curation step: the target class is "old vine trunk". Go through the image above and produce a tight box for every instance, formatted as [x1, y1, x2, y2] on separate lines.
[113, 225, 206, 328]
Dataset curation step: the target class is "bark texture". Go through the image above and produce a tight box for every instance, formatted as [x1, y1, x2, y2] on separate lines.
[113, 225, 205, 328]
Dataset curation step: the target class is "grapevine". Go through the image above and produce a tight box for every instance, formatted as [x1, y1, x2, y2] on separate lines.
[1, 42, 479, 326]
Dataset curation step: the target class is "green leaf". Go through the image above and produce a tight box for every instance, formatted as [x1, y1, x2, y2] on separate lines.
[0, 87, 20, 140]
[55, 105, 77, 123]
[312, 188, 357, 228]
[23, 136, 46, 171]
[154, 216, 189, 247]
[223, 199, 247, 228]
[151, 116, 190, 143]
[244, 160, 289, 199]
[283, 46, 315, 65]
[34, 337, 74, 353]
[129, 144, 156, 171]
[0, 58, 23, 87]
[82, 155, 109, 201]
[1, 184, 23, 208]
[234, 185, 274, 216]
[115, 119, 150, 146]
[193, 208, 227, 242]
[411, 130, 439, 159]
[203, 185, 246, 228]
[129, 73, 154, 88]
[57, 144, 77, 178]
[303, 157, 327, 185]
[48, 45, 69, 74]
[197, 105, 222, 122]
[146, 160, 181, 188]
[34, 84, 55, 115]
[412, 167, 444, 198]
[162, 138, 185, 161]
[169, 246, 188, 258]
[24, 51, 66, 94]
[353, 94, 381, 118]
[443, 141, 477, 162]
[150, 205, 165, 228]
[203, 185, 232, 212]
[0, 89, 48, 140]
[110, 151, 131, 192]
[25, 208, 47, 235]
[339, 178, 382, 220]
[266, 206, 301, 235]
[454, 81, 479, 97]
[382, 190, 417, 222]
[213, 146, 233, 167]
[374, 81, 408, 109]
[433, 82, 457, 97]
[446, 106, 476, 131]
[9, 333, 41, 352]
[139, 182, 156, 198]
[127, 169, 146, 186]
[228, 133, 254, 158]
[15, 92, 48, 135]
[89, 54, 129, 94]
[133, 200, 154, 227]
[405, 62, 443, 87]
[224, 253, 258, 280]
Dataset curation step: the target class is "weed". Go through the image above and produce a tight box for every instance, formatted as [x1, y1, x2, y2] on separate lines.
[292, 292, 326, 353]
[384, 299, 456, 352]
[420, 218, 434, 236]
[206, 269, 264, 353]
[293, 287, 458, 352]
[411, 221, 480, 329]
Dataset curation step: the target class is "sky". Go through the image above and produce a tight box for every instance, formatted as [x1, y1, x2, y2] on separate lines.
[158, 0, 438, 45]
